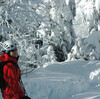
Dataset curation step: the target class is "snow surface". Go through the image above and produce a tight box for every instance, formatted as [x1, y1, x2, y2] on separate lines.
[1, 60, 100, 99]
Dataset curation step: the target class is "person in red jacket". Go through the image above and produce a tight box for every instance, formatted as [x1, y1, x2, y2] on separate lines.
[0, 40, 31, 99]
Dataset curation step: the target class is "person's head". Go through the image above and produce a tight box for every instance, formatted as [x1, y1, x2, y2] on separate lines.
[3, 40, 18, 58]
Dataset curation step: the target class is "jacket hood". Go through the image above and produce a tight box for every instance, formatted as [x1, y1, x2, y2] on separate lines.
[0, 52, 18, 63]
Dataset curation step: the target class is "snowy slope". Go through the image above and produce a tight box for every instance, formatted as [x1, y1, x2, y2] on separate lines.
[1, 60, 100, 99]
[22, 60, 100, 99]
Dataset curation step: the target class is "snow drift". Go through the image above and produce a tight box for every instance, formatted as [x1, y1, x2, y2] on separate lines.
[23, 60, 100, 99]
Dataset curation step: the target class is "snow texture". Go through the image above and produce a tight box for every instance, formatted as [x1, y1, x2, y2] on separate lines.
[23, 60, 100, 99]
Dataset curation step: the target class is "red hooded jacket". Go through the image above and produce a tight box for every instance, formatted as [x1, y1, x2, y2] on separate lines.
[0, 52, 25, 99]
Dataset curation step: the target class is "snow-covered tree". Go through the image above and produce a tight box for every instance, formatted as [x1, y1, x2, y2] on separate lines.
[42, 45, 56, 64]
[37, 0, 76, 61]
[68, 31, 100, 61]
[74, 0, 95, 37]
[68, 0, 100, 61]
[0, 0, 43, 72]
[0, 0, 77, 70]
[95, 0, 100, 30]
[68, 38, 84, 60]
[2, 0, 100, 67]
[83, 31, 100, 60]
